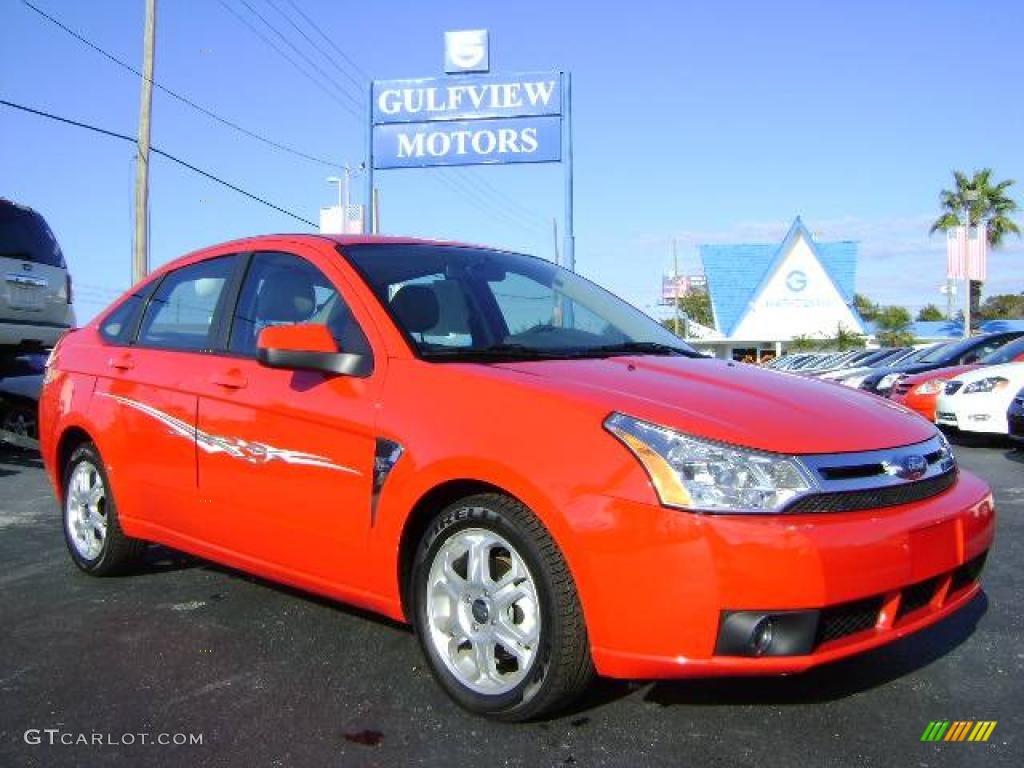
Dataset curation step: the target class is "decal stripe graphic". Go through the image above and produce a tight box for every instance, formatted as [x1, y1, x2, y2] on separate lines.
[100, 392, 360, 475]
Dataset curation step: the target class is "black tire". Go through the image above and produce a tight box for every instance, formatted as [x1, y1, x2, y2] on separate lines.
[411, 493, 593, 721]
[62, 442, 144, 575]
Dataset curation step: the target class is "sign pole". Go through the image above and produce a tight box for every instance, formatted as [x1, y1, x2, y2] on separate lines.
[365, 85, 375, 234]
[563, 71, 575, 273]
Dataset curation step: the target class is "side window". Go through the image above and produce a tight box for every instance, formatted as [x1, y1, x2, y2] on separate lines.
[137, 256, 235, 351]
[229, 251, 372, 366]
[99, 294, 145, 344]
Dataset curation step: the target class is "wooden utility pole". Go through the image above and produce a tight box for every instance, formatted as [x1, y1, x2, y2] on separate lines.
[133, 0, 157, 285]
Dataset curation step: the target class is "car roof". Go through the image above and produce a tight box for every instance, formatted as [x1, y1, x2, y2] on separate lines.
[156, 233, 492, 276]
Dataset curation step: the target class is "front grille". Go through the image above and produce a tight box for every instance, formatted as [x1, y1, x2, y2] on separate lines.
[945, 381, 964, 395]
[893, 381, 912, 396]
[897, 577, 940, 619]
[815, 596, 883, 646]
[785, 470, 956, 513]
[950, 552, 988, 593]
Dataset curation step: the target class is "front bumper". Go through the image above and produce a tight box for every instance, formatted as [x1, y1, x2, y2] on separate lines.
[935, 395, 1010, 434]
[889, 390, 937, 422]
[568, 470, 994, 679]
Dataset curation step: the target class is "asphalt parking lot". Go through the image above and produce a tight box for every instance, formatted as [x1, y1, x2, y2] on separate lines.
[1, 440, 1021, 768]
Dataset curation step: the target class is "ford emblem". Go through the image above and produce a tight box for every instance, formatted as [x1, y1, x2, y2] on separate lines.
[897, 455, 927, 481]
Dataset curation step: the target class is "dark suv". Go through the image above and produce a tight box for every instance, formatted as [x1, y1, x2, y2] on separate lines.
[0, 199, 75, 350]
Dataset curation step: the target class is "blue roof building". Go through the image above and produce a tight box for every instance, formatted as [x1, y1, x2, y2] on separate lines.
[696, 218, 864, 358]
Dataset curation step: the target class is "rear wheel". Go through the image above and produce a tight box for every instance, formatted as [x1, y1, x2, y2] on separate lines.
[411, 493, 593, 720]
[63, 442, 143, 575]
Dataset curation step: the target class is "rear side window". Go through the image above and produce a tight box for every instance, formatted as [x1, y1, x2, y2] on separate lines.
[0, 205, 66, 268]
[137, 256, 236, 351]
[99, 294, 145, 344]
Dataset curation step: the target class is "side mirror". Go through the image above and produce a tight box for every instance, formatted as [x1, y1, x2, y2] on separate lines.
[257, 323, 368, 376]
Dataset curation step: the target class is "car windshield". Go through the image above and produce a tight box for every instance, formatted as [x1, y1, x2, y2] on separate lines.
[343, 244, 700, 361]
[981, 336, 1024, 365]
[918, 339, 976, 364]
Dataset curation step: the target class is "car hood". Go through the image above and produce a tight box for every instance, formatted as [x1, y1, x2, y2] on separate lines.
[949, 361, 1024, 385]
[488, 356, 935, 454]
[901, 364, 979, 386]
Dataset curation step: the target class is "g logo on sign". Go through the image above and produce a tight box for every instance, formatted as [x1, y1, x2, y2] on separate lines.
[786, 270, 808, 292]
[445, 30, 489, 73]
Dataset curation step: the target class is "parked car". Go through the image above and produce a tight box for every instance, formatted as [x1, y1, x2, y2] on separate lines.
[890, 336, 1024, 421]
[0, 199, 75, 350]
[39, 235, 995, 720]
[858, 332, 1024, 396]
[825, 345, 941, 386]
[935, 362, 1024, 435]
[1007, 386, 1024, 443]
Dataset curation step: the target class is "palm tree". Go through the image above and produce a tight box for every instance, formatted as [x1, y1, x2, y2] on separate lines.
[930, 169, 1020, 328]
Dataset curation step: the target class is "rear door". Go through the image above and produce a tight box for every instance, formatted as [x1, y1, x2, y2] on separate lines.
[0, 204, 70, 329]
[91, 254, 240, 537]
[193, 248, 380, 585]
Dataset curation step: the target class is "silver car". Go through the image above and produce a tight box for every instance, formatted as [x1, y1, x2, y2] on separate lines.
[0, 200, 75, 349]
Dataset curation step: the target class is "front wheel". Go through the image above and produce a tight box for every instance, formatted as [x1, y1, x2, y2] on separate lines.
[411, 493, 593, 721]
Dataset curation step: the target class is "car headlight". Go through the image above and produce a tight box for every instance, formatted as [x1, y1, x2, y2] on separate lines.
[839, 373, 868, 388]
[878, 373, 904, 391]
[605, 413, 814, 513]
[963, 377, 1010, 394]
[914, 379, 946, 395]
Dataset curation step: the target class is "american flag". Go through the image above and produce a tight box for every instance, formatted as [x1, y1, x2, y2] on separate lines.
[946, 226, 967, 279]
[967, 225, 988, 281]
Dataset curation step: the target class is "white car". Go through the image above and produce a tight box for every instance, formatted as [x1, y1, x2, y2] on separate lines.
[935, 361, 1024, 434]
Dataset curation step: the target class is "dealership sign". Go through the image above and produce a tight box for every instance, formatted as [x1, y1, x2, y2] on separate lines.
[371, 72, 563, 169]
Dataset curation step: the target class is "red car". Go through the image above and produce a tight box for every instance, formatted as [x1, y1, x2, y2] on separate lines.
[39, 235, 995, 720]
[890, 336, 1024, 421]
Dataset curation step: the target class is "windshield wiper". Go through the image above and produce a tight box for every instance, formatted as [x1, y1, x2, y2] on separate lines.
[420, 344, 571, 362]
[578, 341, 703, 358]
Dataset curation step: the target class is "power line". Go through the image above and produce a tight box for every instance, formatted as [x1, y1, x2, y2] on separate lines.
[231, 0, 365, 114]
[1, 99, 317, 228]
[262, 0, 365, 93]
[280, 0, 370, 80]
[20, 0, 338, 169]
[214, 0, 364, 123]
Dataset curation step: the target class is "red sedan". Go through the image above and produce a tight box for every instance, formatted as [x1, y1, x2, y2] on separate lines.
[38, 235, 995, 719]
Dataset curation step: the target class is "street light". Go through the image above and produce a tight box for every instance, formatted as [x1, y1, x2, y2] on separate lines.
[326, 164, 365, 234]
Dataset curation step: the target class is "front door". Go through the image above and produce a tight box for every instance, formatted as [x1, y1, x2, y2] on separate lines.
[194, 250, 379, 586]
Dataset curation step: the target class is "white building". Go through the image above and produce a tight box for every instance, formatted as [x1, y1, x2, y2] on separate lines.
[695, 218, 865, 360]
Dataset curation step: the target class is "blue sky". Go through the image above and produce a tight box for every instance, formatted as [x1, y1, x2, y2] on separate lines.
[2, 0, 1022, 322]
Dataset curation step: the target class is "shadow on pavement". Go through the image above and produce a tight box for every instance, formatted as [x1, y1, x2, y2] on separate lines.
[944, 430, 1015, 450]
[642, 591, 987, 708]
[1005, 447, 1024, 464]
[0, 446, 43, 471]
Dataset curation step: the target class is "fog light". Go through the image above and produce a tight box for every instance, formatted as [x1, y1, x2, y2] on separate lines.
[751, 617, 774, 656]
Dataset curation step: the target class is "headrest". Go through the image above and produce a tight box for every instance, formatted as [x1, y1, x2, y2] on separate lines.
[390, 284, 440, 334]
[255, 269, 316, 324]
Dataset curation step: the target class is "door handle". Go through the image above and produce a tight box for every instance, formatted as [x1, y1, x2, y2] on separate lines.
[108, 353, 134, 371]
[211, 369, 247, 389]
